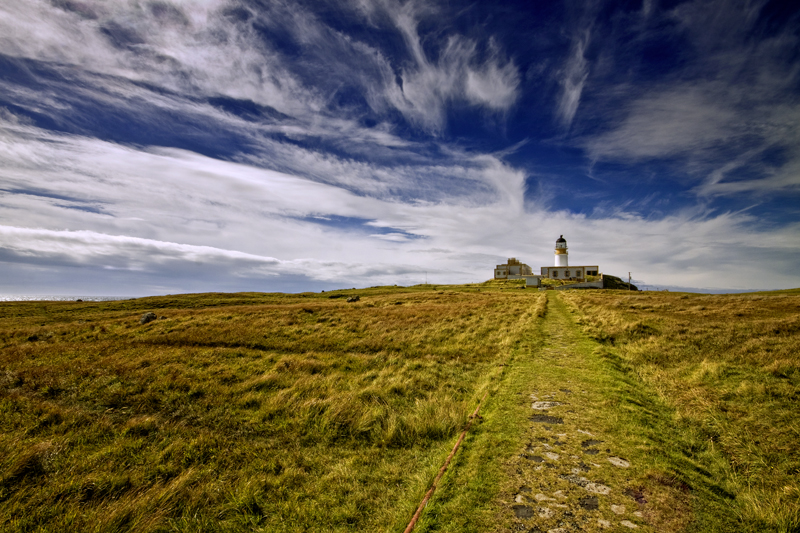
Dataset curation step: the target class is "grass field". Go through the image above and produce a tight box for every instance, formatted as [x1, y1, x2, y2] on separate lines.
[0, 285, 544, 532]
[0, 284, 798, 532]
[560, 289, 800, 531]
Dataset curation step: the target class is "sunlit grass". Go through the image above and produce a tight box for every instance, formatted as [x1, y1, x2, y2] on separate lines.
[0, 286, 544, 532]
[560, 289, 800, 532]
[3, 285, 797, 531]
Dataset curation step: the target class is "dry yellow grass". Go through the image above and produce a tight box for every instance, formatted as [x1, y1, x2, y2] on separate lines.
[560, 289, 800, 532]
[3, 285, 798, 532]
[0, 287, 545, 532]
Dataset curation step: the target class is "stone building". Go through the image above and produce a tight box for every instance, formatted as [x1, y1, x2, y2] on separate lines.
[494, 258, 541, 286]
[494, 257, 533, 278]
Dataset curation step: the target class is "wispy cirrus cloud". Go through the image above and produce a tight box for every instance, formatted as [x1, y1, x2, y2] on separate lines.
[557, 28, 590, 127]
[346, 0, 520, 132]
[2, 115, 799, 292]
[585, 86, 740, 160]
[579, 0, 800, 199]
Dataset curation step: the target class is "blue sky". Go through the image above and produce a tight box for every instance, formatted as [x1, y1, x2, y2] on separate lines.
[1, 0, 799, 294]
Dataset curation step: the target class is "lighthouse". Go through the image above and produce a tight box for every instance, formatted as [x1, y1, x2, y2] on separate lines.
[554, 235, 568, 267]
[534, 235, 598, 281]
[495, 234, 599, 282]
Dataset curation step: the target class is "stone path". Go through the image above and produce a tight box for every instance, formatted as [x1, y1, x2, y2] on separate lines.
[505, 295, 649, 532]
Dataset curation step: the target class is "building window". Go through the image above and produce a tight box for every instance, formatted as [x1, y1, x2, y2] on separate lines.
[565, 270, 570, 277]
[552, 271, 558, 278]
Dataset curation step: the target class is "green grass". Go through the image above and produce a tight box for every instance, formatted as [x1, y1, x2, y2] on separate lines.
[559, 289, 800, 532]
[1, 286, 798, 532]
[0, 286, 545, 532]
[423, 292, 742, 532]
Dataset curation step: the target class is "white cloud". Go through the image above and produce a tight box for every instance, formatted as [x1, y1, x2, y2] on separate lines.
[557, 28, 590, 127]
[586, 86, 739, 160]
[2, 119, 799, 292]
[579, 0, 800, 199]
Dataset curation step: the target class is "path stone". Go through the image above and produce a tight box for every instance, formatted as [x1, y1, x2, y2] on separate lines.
[620, 519, 639, 529]
[608, 456, 631, 468]
[538, 507, 555, 518]
[531, 414, 564, 424]
[578, 495, 599, 510]
[512, 505, 534, 518]
[532, 401, 563, 410]
[585, 482, 612, 495]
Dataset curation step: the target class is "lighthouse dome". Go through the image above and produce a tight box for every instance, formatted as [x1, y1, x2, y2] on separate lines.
[554, 235, 568, 266]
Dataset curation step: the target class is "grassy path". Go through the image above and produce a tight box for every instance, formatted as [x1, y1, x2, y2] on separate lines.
[500, 292, 657, 531]
[497, 292, 737, 532]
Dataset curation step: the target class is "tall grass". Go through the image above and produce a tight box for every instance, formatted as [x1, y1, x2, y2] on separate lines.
[0, 287, 545, 532]
[560, 290, 800, 532]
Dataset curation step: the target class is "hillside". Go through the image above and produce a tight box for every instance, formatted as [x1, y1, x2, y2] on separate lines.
[0, 286, 798, 532]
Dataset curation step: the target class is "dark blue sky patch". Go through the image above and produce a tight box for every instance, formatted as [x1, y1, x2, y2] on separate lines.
[99, 20, 146, 50]
[221, 5, 254, 24]
[752, 0, 800, 40]
[51, 0, 100, 20]
[3, 187, 91, 204]
[296, 214, 422, 240]
[54, 204, 109, 216]
[0, 56, 257, 159]
[206, 96, 292, 123]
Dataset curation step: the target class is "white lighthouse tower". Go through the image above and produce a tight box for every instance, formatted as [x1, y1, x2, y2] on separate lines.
[554, 235, 568, 267]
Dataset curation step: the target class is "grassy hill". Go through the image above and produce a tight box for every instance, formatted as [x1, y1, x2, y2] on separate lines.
[0, 286, 798, 532]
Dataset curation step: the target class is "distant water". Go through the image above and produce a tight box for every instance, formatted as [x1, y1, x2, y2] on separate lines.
[0, 295, 136, 302]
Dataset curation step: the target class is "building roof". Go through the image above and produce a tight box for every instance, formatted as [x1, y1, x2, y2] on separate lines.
[556, 235, 566, 243]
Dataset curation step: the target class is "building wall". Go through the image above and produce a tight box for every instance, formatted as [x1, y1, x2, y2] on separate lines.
[540, 266, 599, 280]
[495, 259, 533, 279]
